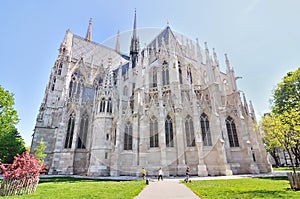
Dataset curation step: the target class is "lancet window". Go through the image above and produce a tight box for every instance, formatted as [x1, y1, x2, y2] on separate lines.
[150, 116, 159, 148]
[185, 115, 195, 147]
[226, 116, 239, 147]
[77, 112, 88, 149]
[64, 112, 75, 149]
[200, 113, 212, 146]
[162, 61, 169, 86]
[124, 122, 133, 150]
[165, 115, 174, 147]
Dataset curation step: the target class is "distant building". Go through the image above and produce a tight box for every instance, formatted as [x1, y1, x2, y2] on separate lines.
[31, 12, 272, 176]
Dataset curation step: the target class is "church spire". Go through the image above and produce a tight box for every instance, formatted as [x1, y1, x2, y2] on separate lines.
[130, 9, 139, 68]
[85, 18, 92, 42]
[115, 30, 120, 53]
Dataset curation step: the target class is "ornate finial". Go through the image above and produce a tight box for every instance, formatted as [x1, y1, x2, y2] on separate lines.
[115, 30, 120, 53]
[166, 19, 170, 26]
[85, 18, 92, 42]
[204, 42, 208, 50]
[213, 48, 219, 66]
[225, 53, 231, 70]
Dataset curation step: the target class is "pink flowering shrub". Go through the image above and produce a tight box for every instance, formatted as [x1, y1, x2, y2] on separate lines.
[0, 151, 47, 196]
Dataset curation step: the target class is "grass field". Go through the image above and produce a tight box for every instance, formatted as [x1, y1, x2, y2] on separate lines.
[184, 176, 300, 199]
[0, 177, 146, 199]
[273, 167, 300, 172]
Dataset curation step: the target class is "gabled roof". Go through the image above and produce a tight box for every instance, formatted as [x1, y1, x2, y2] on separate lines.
[147, 26, 180, 50]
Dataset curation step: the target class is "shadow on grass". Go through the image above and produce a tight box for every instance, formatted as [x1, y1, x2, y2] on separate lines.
[256, 176, 288, 181]
[39, 177, 128, 184]
[240, 189, 299, 198]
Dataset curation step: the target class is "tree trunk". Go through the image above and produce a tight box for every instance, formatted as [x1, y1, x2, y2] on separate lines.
[287, 172, 300, 190]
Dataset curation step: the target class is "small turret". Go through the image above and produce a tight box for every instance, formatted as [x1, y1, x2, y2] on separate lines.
[115, 30, 121, 53]
[85, 18, 92, 42]
[213, 48, 219, 66]
[130, 10, 139, 68]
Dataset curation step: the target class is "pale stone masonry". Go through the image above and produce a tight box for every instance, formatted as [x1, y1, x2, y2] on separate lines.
[30, 12, 272, 177]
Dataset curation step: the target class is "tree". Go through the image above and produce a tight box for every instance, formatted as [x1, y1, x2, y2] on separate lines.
[0, 84, 25, 163]
[34, 138, 46, 162]
[0, 85, 19, 134]
[261, 68, 300, 173]
[272, 68, 300, 114]
[0, 128, 26, 163]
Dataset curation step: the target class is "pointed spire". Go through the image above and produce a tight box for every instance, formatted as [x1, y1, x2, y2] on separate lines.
[243, 93, 249, 114]
[130, 9, 139, 68]
[204, 42, 210, 64]
[213, 48, 219, 66]
[249, 100, 255, 117]
[115, 30, 120, 53]
[85, 18, 92, 42]
[225, 53, 231, 71]
[196, 38, 203, 63]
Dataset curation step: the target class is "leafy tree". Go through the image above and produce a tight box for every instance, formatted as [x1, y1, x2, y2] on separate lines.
[262, 68, 300, 172]
[0, 128, 26, 163]
[34, 138, 46, 162]
[0, 84, 25, 163]
[272, 68, 300, 114]
[0, 85, 19, 134]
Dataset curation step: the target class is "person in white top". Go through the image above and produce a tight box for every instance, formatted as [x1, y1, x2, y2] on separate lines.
[158, 167, 163, 181]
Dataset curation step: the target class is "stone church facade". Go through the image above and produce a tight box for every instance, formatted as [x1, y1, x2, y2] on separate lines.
[31, 13, 272, 176]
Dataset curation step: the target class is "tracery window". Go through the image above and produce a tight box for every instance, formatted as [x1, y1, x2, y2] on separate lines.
[178, 61, 183, 84]
[150, 116, 159, 148]
[200, 113, 212, 146]
[64, 112, 75, 149]
[51, 77, 56, 91]
[152, 67, 158, 87]
[69, 73, 84, 98]
[162, 61, 169, 86]
[187, 65, 193, 84]
[77, 112, 88, 149]
[124, 122, 133, 150]
[165, 115, 174, 147]
[99, 98, 106, 112]
[185, 115, 195, 147]
[107, 97, 112, 113]
[58, 62, 63, 75]
[226, 116, 239, 147]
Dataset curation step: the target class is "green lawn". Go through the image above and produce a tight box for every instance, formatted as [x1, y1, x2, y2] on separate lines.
[0, 177, 146, 199]
[184, 177, 300, 199]
[273, 167, 300, 172]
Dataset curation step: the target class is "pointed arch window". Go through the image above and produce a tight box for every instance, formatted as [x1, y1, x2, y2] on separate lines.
[99, 98, 106, 113]
[64, 112, 75, 149]
[165, 115, 174, 147]
[124, 122, 133, 150]
[77, 112, 88, 149]
[162, 61, 169, 85]
[150, 116, 159, 148]
[58, 62, 63, 75]
[69, 73, 84, 98]
[187, 65, 193, 84]
[185, 115, 195, 147]
[51, 77, 56, 91]
[200, 113, 212, 146]
[152, 67, 157, 87]
[107, 97, 112, 113]
[178, 61, 183, 84]
[226, 116, 239, 147]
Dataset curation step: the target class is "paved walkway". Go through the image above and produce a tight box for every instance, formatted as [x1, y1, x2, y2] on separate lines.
[135, 179, 200, 199]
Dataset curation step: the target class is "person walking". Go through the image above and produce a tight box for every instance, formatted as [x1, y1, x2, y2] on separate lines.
[141, 168, 147, 180]
[158, 167, 163, 181]
[185, 166, 190, 183]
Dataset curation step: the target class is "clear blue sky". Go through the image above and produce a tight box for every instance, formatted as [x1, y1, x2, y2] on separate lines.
[0, 0, 299, 146]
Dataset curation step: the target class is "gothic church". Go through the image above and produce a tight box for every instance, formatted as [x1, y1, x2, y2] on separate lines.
[31, 12, 272, 176]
